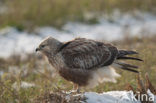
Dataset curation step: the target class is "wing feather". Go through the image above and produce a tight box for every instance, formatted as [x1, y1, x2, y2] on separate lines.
[60, 38, 118, 70]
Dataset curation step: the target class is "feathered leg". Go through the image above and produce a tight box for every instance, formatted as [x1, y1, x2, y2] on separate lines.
[73, 84, 80, 93]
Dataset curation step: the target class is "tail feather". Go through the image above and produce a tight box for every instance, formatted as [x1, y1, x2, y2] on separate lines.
[114, 50, 142, 73]
[117, 50, 143, 61]
[120, 66, 139, 73]
[115, 62, 138, 69]
[114, 62, 139, 73]
[117, 56, 143, 61]
[117, 50, 138, 57]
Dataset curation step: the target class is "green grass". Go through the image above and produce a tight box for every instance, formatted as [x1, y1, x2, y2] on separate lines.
[0, 0, 156, 30]
[0, 35, 156, 102]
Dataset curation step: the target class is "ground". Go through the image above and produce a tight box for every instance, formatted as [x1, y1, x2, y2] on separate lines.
[0, 35, 156, 102]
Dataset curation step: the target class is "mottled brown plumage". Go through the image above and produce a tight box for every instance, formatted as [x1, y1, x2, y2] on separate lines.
[36, 36, 142, 90]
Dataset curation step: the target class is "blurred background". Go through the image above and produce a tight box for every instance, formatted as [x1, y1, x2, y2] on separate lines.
[0, 0, 156, 102]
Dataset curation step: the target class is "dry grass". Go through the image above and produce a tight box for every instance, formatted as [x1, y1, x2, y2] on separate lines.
[0, 35, 156, 102]
[34, 90, 86, 103]
[126, 74, 156, 103]
[34, 73, 156, 103]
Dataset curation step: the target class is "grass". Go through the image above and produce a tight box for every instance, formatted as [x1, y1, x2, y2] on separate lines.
[0, 0, 156, 30]
[0, 35, 156, 102]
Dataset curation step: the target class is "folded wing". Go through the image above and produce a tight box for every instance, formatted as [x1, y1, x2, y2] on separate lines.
[60, 38, 118, 70]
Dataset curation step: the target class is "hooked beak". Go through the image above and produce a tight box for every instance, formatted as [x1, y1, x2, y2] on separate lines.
[35, 48, 40, 52]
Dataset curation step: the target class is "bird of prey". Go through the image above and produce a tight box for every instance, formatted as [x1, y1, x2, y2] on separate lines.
[36, 36, 142, 92]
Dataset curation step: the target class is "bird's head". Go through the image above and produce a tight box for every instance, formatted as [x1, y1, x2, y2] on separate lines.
[36, 36, 62, 56]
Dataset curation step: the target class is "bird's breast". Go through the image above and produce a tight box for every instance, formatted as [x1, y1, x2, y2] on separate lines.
[48, 54, 66, 71]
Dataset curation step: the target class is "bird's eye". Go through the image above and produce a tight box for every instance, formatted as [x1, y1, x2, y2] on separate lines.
[41, 45, 45, 48]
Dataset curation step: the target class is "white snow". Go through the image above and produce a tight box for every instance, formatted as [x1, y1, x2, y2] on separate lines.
[0, 12, 156, 58]
[147, 89, 156, 103]
[0, 27, 42, 58]
[84, 90, 156, 103]
[84, 91, 139, 103]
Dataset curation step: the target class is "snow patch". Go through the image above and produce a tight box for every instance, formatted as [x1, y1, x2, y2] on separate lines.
[0, 13, 156, 58]
[85, 91, 139, 103]
[84, 90, 156, 103]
